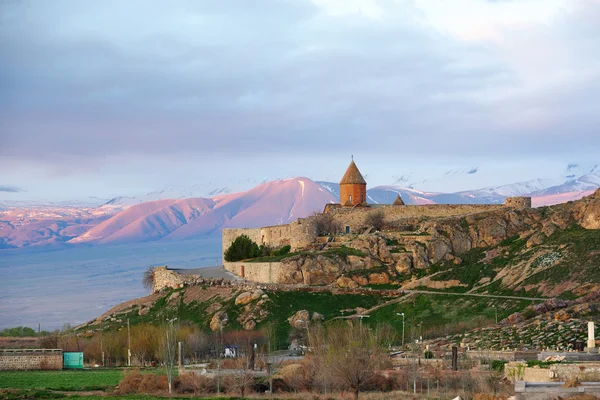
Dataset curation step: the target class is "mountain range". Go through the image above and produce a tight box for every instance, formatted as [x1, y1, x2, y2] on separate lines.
[1, 167, 598, 249]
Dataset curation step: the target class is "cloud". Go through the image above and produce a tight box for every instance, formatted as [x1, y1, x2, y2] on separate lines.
[0, 0, 599, 176]
[0, 186, 23, 193]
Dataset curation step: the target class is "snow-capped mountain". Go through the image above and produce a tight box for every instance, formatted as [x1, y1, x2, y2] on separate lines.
[2, 163, 598, 249]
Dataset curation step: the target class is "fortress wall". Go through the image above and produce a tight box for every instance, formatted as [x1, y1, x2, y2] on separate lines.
[223, 261, 282, 283]
[152, 266, 184, 292]
[0, 350, 63, 370]
[222, 222, 315, 262]
[329, 204, 506, 233]
[504, 197, 532, 208]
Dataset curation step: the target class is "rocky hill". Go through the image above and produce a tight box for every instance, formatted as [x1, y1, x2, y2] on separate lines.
[78, 189, 600, 350]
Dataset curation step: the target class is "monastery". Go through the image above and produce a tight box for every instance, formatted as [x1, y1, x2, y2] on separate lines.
[221, 160, 532, 282]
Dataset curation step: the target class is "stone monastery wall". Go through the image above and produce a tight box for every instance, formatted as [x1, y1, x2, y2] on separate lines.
[223, 261, 282, 283]
[221, 199, 530, 262]
[0, 349, 63, 370]
[222, 218, 317, 262]
[329, 204, 505, 232]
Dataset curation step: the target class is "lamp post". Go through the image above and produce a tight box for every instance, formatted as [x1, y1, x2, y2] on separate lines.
[397, 313, 405, 347]
[492, 305, 498, 324]
[357, 315, 370, 330]
[127, 318, 131, 367]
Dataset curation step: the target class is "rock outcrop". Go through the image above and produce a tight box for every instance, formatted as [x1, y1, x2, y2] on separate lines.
[210, 311, 229, 331]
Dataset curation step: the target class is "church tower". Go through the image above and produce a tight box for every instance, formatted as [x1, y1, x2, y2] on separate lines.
[340, 159, 367, 207]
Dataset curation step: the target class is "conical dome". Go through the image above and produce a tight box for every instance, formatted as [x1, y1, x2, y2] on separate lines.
[393, 194, 405, 206]
[340, 160, 367, 185]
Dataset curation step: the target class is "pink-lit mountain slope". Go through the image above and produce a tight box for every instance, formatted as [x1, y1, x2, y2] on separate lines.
[68, 178, 336, 245]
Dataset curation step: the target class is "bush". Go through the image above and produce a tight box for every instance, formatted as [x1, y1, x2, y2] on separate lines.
[175, 374, 216, 394]
[272, 245, 291, 257]
[224, 235, 261, 262]
[424, 350, 434, 359]
[116, 371, 168, 395]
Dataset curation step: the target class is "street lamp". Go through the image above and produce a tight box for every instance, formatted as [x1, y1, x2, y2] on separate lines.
[357, 315, 370, 330]
[397, 313, 405, 347]
[492, 305, 498, 324]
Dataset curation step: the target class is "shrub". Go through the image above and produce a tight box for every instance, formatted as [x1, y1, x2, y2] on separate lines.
[116, 371, 169, 395]
[175, 374, 216, 394]
[272, 245, 291, 257]
[224, 235, 261, 262]
[424, 350, 434, 359]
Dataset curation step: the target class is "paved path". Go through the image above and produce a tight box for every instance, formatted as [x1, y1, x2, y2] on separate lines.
[402, 289, 547, 302]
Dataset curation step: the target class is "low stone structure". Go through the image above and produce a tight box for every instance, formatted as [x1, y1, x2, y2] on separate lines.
[0, 349, 63, 370]
[224, 261, 282, 284]
[151, 266, 236, 293]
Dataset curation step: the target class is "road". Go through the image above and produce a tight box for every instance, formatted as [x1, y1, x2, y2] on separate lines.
[401, 289, 547, 302]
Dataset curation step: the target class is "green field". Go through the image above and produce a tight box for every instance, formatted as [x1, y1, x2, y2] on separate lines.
[0, 390, 239, 400]
[0, 370, 123, 391]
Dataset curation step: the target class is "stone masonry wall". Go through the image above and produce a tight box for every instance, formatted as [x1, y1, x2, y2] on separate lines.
[221, 218, 316, 262]
[223, 261, 282, 283]
[504, 197, 532, 208]
[152, 266, 183, 292]
[329, 204, 506, 233]
[0, 349, 63, 370]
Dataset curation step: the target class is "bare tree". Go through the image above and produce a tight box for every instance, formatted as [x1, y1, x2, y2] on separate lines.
[224, 357, 255, 397]
[142, 267, 155, 290]
[364, 209, 385, 231]
[310, 322, 389, 400]
[311, 212, 342, 236]
[160, 318, 178, 394]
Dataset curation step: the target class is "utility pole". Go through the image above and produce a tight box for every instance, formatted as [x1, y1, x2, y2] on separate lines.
[397, 312, 405, 347]
[493, 305, 498, 324]
[217, 323, 223, 394]
[127, 319, 131, 367]
[100, 321, 105, 367]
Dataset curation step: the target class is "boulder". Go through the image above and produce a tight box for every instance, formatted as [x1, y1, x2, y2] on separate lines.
[368, 272, 390, 285]
[278, 255, 344, 285]
[242, 319, 256, 330]
[336, 276, 358, 288]
[426, 237, 452, 264]
[349, 236, 392, 263]
[553, 310, 570, 322]
[210, 311, 229, 331]
[392, 252, 412, 274]
[409, 244, 429, 270]
[288, 310, 310, 329]
[352, 275, 369, 286]
[235, 289, 264, 305]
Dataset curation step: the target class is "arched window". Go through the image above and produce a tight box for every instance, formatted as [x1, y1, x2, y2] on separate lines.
[349, 195, 352, 202]
[360, 195, 364, 202]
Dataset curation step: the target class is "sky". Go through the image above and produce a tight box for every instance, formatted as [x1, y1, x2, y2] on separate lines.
[1, 0, 599, 201]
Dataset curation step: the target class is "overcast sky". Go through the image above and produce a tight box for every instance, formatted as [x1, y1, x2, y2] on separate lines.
[1, 0, 599, 201]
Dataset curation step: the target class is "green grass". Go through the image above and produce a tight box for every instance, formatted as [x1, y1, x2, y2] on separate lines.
[0, 370, 124, 391]
[364, 294, 533, 342]
[262, 290, 385, 349]
[0, 390, 246, 400]
[520, 226, 600, 286]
